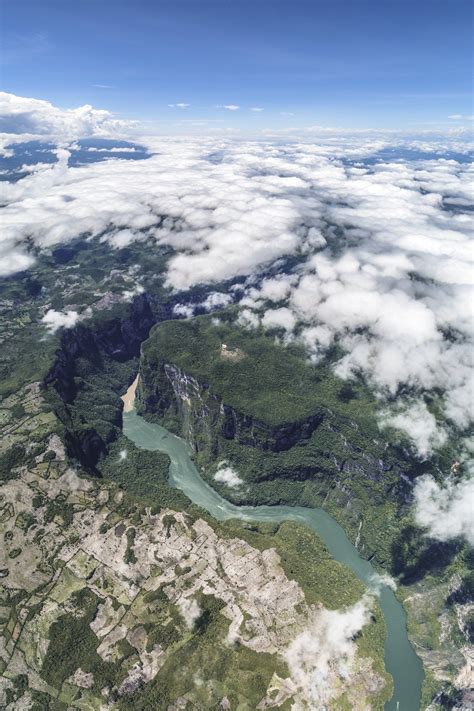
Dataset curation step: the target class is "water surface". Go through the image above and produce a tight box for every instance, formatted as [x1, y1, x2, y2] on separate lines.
[123, 409, 423, 711]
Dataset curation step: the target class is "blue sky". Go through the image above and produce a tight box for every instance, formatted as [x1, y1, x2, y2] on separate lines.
[1, 0, 473, 131]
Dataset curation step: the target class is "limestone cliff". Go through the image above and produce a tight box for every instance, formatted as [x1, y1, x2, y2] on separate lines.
[138, 359, 324, 454]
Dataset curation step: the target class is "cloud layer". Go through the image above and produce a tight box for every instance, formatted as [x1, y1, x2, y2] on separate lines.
[1, 94, 473, 459]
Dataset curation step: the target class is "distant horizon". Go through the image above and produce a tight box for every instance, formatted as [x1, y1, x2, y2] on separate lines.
[1, 90, 473, 146]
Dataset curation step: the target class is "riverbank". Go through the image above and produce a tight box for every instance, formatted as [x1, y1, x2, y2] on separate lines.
[122, 401, 424, 710]
[121, 374, 139, 412]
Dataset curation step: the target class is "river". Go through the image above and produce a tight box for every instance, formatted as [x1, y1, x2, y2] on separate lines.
[122, 404, 424, 710]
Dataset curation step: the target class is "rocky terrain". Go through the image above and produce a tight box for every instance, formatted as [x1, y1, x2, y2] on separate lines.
[0, 381, 391, 710]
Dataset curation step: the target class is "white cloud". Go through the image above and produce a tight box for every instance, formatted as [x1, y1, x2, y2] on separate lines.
[173, 303, 195, 318]
[122, 284, 145, 301]
[0, 92, 134, 149]
[237, 308, 261, 329]
[251, 107, 264, 112]
[379, 402, 447, 458]
[448, 114, 474, 121]
[261, 307, 296, 333]
[107, 228, 142, 249]
[173, 292, 232, 318]
[221, 105, 240, 111]
[286, 594, 373, 708]
[258, 275, 295, 302]
[413, 474, 474, 546]
[177, 596, 201, 629]
[201, 291, 233, 311]
[369, 572, 397, 595]
[85, 146, 138, 153]
[214, 462, 244, 488]
[168, 103, 190, 109]
[42, 309, 80, 334]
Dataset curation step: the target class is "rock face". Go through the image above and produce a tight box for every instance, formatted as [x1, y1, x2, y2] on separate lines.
[138, 360, 325, 455]
[45, 293, 160, 404]
[43, 294, 171, 471]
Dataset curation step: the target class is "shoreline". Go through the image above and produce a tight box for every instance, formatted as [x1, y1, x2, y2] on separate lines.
[121, 374, 139, 412]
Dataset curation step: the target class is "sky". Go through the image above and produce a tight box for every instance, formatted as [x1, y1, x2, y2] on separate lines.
[1, 0, 473, 133]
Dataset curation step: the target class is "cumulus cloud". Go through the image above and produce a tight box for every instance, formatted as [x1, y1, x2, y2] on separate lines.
[122, 284, 145, 301]
[85, 146, 138, 153]
[0, 92, 134, 149]
[221, 105, 240, 111]
[413, 474, 474, 546]
[262, 307, 296, 333]
[177, 596, 201, 629]
[286, 594, 373, 708]
[369, 572, 397, 594]
[42, 309, 80, 333]
[258, 275, 295, 302]
[173, 303, 195, 318]
[237, 308, 261, 330]
[172, 291, 233, 320]
[214, 462, 244, 488]
[201, 291, 233, 311]
[168, 103, 190, 109]
[379, 401, 447, 458]
[107, 228, 143, 249]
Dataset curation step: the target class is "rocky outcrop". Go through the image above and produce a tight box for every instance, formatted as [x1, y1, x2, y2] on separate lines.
[138, 360, 325, 454]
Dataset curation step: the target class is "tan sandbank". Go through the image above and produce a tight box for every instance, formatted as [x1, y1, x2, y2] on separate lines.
[121, 374, 139, 412]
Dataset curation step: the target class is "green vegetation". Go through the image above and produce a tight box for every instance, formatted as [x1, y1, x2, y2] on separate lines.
[140, 315, 461, 573]
[119, 598, 291, 711]
[41, 587, 123, 691]
[142, 314, 380, 428]
[98, 433, 189, 511]
[214, 518, 365, 609]
[391, 522, 462, 584]
[0, 229, 468, 711]
[124, 527, 137, 564]
[137, 313, 473, 707]
[141, 316, 408, 565]
[47, 356, 137, 466]
[211, 518, 392, 706]
[43, 496, 75, 527]
[0, 444, 27, 481]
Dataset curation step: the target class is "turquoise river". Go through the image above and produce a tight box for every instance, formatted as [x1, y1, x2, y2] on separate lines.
[123, 408, 424, 711]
